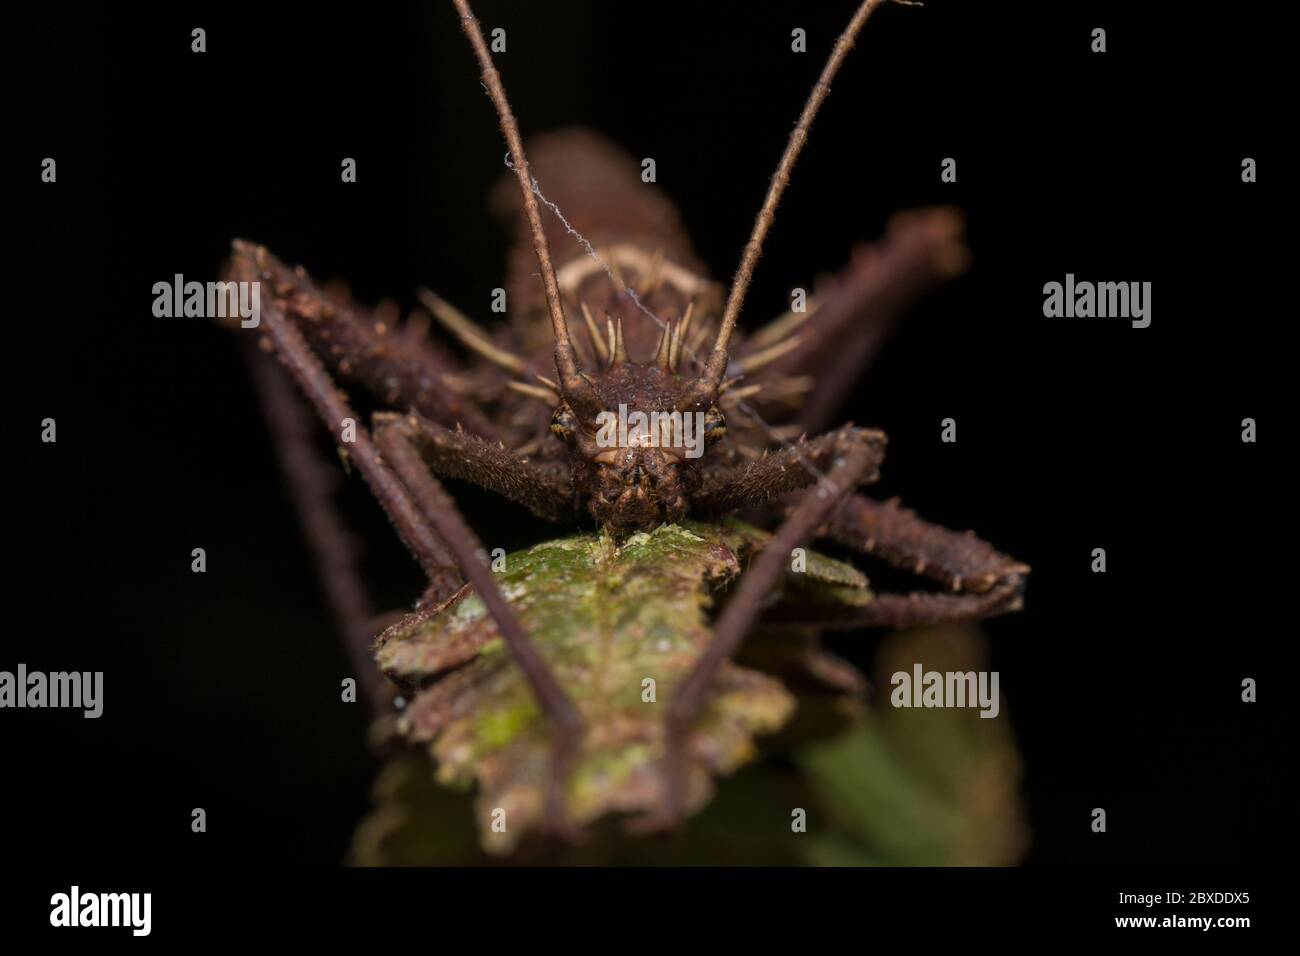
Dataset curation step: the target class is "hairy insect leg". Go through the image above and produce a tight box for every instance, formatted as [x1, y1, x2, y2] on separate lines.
[251, 267, 464, 601]
[791, 494, 1030, 629]
[248, 265, 591, 822]
[451, 0, 602, 417]
[692, 426, 887, 516]
[745, 209, 970, 435]
[228, 240, 500, 439]
[689, 0, 889, 403]
[374, 415, 585, 833]
[373, 411, 574, 522]
[244, 344, 389, 710]
[658, 429, 887, 824]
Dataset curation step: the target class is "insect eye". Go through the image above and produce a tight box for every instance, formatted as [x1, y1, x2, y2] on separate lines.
[550, 403, 578, 442]
[703, 405, 727, 443]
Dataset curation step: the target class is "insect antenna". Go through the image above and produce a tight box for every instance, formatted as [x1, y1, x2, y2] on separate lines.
[452, 0, 600, 414]
[685, 0, 889, 408]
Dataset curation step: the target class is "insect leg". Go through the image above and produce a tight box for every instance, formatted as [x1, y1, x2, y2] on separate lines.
[451, 0, 601, 417]
[374, 415, 585, 833]
[690, 0, 890, 404]
[239, 250, 464, 600]
[243, 343, 387, 711]
[373, 411, 574, 522]
[229, 241, 501, 439]
[743, 208, 970, 435]
[799, 494, 1029, 629]
[692, 426, 887, 516]
[660, 429, 886, 822]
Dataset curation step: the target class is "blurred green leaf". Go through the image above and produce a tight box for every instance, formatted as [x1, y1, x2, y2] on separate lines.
[798, 625, 1028, 866]
[353, 526, 1027, 864]
[371, 521, 872, 853]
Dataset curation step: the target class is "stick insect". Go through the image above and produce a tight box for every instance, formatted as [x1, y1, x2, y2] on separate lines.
[225, 0, 1028, 849]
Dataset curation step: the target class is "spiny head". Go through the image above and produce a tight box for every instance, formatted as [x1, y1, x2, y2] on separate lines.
[456, 0, 886, 531]
[547, 311, 728, 534]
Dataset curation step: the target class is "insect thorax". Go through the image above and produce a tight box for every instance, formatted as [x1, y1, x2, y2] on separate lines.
[538, 245, 729, 533]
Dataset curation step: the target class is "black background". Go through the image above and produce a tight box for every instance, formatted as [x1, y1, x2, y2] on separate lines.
[7, 0, 1281, 880]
